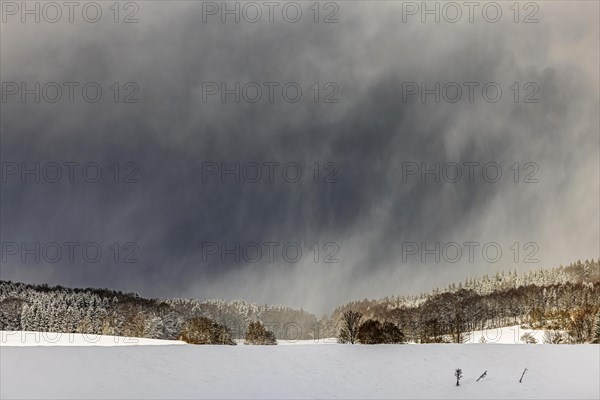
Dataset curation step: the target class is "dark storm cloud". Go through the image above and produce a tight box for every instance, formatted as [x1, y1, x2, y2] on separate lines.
[1, 2, 598, 313]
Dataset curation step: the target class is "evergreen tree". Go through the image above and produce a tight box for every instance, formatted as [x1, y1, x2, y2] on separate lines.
[180, 317, 235, 345]
[245, 321, 277, 345]
[0, 298, 25, 331]
[455, 368, 463, 386]
[381, 321, 404, 344]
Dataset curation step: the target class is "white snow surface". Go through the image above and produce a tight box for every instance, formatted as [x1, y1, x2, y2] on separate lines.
[1, 331, 186, 346]
[0, 325, 549, 347]
[1, 331, 598, 399]
[465, 325, 548, 344]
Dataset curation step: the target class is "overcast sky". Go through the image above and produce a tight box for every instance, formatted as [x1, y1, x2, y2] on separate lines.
[1, 1, 598, 314]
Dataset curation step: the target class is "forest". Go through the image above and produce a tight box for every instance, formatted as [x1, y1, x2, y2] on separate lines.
[328, 260, 600, 344]
[0, 280, 317, 343]
[1, 259, 599, 344]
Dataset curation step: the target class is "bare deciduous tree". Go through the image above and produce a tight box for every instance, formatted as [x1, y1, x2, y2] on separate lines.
[338, 310, 362, 344]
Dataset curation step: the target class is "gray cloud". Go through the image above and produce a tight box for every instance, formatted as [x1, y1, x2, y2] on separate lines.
[1, 2, 598, 314]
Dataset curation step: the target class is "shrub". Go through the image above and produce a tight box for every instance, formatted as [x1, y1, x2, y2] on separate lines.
[567, 306, 597, 343]
[381, 321, 405, 344]
[543, 330, 565, 344]
[180, 317, 235, 345]
[520, 332, 538, 344]
[356, 319, 405, 344]
[357, 319, 383, 344]
[245, 321, 277, 345]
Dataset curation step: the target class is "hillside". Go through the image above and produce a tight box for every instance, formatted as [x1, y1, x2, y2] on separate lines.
[327, 260, 600, 343]
[2, 260, 599, 343]
[0, 281, 317, 341]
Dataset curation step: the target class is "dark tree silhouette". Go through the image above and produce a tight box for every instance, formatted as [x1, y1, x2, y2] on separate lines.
[180, 317, 235, 345]
[381, 321, 405, 344]
[455, 368, 463, 386]
[338, 310, 362, 344]
[245, 321, 277, 345]
[357, 319, 383, 344]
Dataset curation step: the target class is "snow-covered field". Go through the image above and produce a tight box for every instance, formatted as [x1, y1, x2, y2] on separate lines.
[1, 331, 598, 399]
[0, 325, 550, 347]
[1, 331, 186, 346]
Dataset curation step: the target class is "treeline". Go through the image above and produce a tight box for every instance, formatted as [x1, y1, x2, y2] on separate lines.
[0, 281, 317, 343]
[168, 298, 318, 340]
[331, 260, 600, 344]
[2, 260, 599, 345]
[346, 259, 600, 311]
[337, 310, 405, 344]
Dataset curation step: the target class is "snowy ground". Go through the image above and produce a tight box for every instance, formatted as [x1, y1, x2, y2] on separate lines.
[465, 325, 548, 344]
[1, 331, 598, 399]
[0, 325, 549, 347]
[281, 325, 553, 345]
[1, 331, 186, 346]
